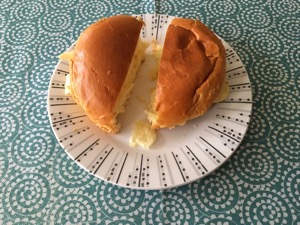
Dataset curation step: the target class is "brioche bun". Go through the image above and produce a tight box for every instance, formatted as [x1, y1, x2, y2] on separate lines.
[60, 15, 146, 133]
[147, 18, 227, 129]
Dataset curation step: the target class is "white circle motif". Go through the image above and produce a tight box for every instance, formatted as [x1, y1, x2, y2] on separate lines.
[2, 173, 50, 217]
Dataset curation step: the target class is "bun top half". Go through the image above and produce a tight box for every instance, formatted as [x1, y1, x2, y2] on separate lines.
[61, 15, 144, 133]
[151, 18, 226, 128]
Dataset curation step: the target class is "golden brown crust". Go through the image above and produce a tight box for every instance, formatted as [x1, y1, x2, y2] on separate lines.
[152, 18, 226, 128]
[60, 15, 143, 133]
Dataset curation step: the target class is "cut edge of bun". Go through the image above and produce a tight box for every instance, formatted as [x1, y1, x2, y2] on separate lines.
[60, 15, 146, 134]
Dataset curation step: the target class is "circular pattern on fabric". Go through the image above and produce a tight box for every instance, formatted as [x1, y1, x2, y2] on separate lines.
[12, 129, 55, 167]
[0, 0, 16, 11]
[200, 217, 238, 225]
[111, 0, 141, 8]
[155, 0, 176, 15]
[101, 219, 136, 225]
[284, 168, 300, 211]
[269, 123, 300, 163]
[21, 95, 49, 128]
[0, 78, 26, 108]
[207, 0, 239, 17]
[0, 152, 9, 181]
[252, 59, 290, 86]
[140, 0, 154, 14]
[294, 214, 300, 225]
[248, 32, 283, 57]
[177, 0, 204, 7]
[271, 0, 299, 16]
[241, 0, 267, 6]
[145, 191, 195, 225]
[288, 43, 300, 69]
[242, 191, 292, 225]
[28, 62, 55, 91]
[46, 194, 97, 225]
[276, 16, 299, 41]
[5, 21, 38, 46]
[53, 151, 93, 188]
[263, 91, 299, 123]
[0, 12, 8, 29]
[2, 218, 38, 225]
[110, 8, 140, 17]
[1, 49, 34, 74]
[36, 35, 71, 61]
[239, 6, 272, 29]
[2, 173, 50, 217]
[97, 183, 145, 217]
[12, 0, 45, 21]
[77, 0, 110, 21]
[232, 143, 277, 185]
[191, 171, 239, 213]
[209, 17, 243, 42]
[0, 112, 19, 146]
[295, 72, 300, 93]
[177, 8, 206, 24]
[47, 0, 79, 10]
[41, 11, 74, 33]
[244, 109, 269, 141]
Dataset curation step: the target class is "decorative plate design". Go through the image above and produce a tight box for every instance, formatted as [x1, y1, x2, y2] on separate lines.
[47, 14, 252, 190]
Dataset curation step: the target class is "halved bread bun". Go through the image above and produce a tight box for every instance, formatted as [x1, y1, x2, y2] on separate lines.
[147, 18, 228, 129]
[60, 15, 147, 133]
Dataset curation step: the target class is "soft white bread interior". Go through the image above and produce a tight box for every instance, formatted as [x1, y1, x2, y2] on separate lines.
[214, 79, 229, 103]
[147, 18, 228, 129]
[60, 15, 147, 134]
[129, 121, 156, 148]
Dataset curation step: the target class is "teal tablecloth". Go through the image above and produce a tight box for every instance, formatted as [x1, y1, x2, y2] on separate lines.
[1, 0, 299, 224]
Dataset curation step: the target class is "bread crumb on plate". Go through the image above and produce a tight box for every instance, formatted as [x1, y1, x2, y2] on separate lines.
[130, 120, 156, 148]
[64, 74, 72, 95]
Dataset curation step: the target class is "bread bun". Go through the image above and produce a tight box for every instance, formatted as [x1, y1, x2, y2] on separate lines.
[147, 18, 227, 129]
[60, 15, 146, 133]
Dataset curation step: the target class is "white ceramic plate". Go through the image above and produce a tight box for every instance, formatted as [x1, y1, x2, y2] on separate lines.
[47, 14, 252, 190]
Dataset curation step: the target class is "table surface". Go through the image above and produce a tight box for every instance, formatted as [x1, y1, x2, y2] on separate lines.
[0, 0, 299, 224]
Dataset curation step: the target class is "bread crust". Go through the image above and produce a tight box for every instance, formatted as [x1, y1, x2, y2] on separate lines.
[60, 15, 143, 133]
[152, 18, 226, 128]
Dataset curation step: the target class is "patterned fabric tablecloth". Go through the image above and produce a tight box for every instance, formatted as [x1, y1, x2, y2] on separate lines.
[0, 0, 299, 224]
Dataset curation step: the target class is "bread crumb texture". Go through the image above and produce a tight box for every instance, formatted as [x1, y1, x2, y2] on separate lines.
[130, 121, 157, 148]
